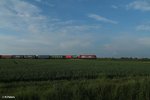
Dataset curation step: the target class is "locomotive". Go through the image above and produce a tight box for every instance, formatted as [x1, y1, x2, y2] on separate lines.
[0, 55, 97, 59]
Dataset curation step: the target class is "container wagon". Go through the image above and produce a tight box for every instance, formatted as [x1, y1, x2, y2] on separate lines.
[72, 55, 78, 59]
[79, 55, 97, 59]
[12, 55, 24, 59]
[23, 55, 36, 59]
[50, 55, 65, 59]
[0, 55, 12, 59]
[37, 55, 50, 59]
[65, 55, 72, 59]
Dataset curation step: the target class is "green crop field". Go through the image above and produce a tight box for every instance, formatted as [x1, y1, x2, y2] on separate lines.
[0, 59, 150, 100]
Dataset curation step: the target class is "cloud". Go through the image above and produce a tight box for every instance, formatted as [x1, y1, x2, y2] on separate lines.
[111, 5, 118, 9]
[136, 24, 150, 31]
[88, 14, 118, 24]
[35, 0, 55, 7]
[127, 0, 150, 11]
[58, 24, 101, 34]
[104, 37, 139, 52]
[0, 0, 101, 55]
[138, 37, 150, 46]
[102, 35, 150, 57]
[60, 38, 91, 49]
[0, 0, 46, 33]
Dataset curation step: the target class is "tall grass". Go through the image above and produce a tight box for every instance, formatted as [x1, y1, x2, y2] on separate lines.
[1, 78, 150, 100]
[0, 59, 150, 82]
[1, 59, 150, 100]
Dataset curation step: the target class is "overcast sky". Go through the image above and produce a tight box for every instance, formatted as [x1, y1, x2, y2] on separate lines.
[1, 0, 150, 57]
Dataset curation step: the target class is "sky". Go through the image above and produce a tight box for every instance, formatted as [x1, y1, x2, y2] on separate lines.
[1, 0, 150, 57]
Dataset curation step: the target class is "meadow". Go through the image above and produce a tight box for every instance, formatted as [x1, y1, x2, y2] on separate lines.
[0, 59, 150, 100]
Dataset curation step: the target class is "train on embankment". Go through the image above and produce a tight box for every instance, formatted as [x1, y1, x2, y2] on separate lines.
[0, 55, 97, 59]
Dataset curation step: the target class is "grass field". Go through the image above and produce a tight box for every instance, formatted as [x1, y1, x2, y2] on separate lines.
[0, 59, 150, 100]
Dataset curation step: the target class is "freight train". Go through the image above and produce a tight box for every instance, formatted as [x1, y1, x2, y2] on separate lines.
[0, 55, 97, 59]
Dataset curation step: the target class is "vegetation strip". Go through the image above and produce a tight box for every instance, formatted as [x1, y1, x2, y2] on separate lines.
[1, 59, 150, 100]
